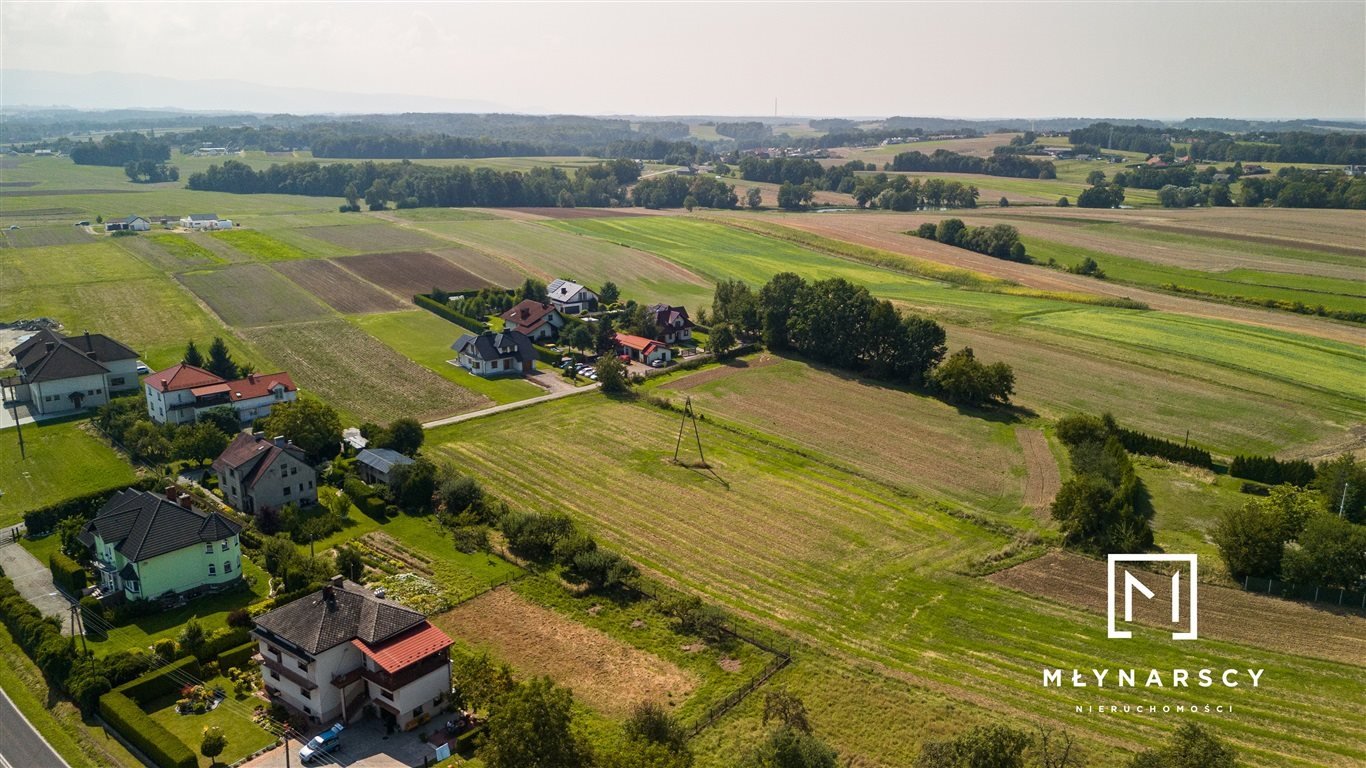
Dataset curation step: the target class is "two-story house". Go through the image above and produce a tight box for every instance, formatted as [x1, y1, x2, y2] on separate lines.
[498, 300, 565, 341]
[2, 329, 141, 416]
[451, 330, 537, 378]
[212, 432, 317, 515]
[546, 279, 599, 315]
[78, 487, 243, 602]
[252, 577, 454, 730]
[647, 304, 694, 343]
[144, 363, 297, 426]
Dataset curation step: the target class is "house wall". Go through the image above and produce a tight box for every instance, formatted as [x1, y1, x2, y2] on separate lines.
[247, 458, 318, 511]
[135, 534, 241, 599]
[30, 373, 111, 415]
[104, 359, 141, 393]
[258, 638, 359, 723]
[366, 660, 450, 728]
[232, 390, 295, 423]
[146, 383, 197, 425]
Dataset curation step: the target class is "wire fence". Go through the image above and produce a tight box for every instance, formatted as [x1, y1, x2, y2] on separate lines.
[1242, 575, 1366, 611]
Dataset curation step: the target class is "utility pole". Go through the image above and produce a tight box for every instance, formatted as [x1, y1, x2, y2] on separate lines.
[672, 396, 706, 467]
[70, 604, 88, 654]
[10, 400, 25, 459]
[1339, 482, 1350, 518]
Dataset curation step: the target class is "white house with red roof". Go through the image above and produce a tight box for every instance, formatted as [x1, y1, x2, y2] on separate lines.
[211, 432, 317, 514]
[144, 363, 297, 426]
[499, 299, 565, 341]
[252, 577, 453, 729]
[613, 332, 673, 366]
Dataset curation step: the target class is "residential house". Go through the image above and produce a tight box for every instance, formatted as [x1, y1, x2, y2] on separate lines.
[180, 213, 233, 230]
[614, 332, 673, 366]
[451, 330, 537, 377]
[78, 486, 243, 602]
[545, 279, 599, 315]
[646, 304, 694, 343]
[1, 329, 140, 416]
[499, 300, 564, 341]
[212, 432, 317, 515]
[144, 363, 297, 426]
[252, 577, 454, 729]
[355, 448, 414, 487]
[105, 215, 151, 232]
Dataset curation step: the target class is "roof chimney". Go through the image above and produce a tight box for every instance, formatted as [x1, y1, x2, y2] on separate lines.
[177, 493, 193, 509]
[165, 484, 178, 499]
[330, 574, 345, 587]
[248, 373, 258, 384]
[322, 585, 335, 606]
[44, 341, 55, 352]
[272, 435, 287, 448]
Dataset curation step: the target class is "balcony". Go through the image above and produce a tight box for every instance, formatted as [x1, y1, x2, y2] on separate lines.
[359, 651, 448, 691]
[261, 656, 318, 691]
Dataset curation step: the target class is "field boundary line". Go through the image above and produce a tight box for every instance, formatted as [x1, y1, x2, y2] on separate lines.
[422, 382, 600, 429]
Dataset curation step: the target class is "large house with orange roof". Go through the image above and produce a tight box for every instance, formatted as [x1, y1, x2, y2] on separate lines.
[499, 299, 565, 341]
[143, 363, 297, 426]
[251, 577, 454, 730]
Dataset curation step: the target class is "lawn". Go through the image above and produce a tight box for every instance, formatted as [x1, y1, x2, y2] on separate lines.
[143, 673, 276, 768]
[0, 418, 137, 528]
[351, 310, 543, 405]
[421, 393, 1366, 767]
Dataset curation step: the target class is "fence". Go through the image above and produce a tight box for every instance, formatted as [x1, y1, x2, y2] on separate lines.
[688, 651, 793, 737]
[1243, 575, 1366, 611]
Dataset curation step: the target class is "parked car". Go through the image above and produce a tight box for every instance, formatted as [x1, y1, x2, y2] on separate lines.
[76, 220, 90, 227]
[135, 361, 150, 375]
[650, 359, 667, 368]
[299, 723, 344, 763]
[6, 225, 18, 230]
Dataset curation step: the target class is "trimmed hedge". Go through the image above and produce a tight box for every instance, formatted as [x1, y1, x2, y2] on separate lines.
[22, 477, 160, 534]
[194, 627, 251, 662]
[49, 551, 88, 595]
[217, 641, 257, 671]
[99, 691, 197, 768]
[116, 655, 202, 704]
[1230, 454, 1316, 486]
[1114, 426, 1213, 469]
[415, 294, 484, 332]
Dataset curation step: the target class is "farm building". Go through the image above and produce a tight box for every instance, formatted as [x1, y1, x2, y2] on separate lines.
[78, 486, 243, 603]
[212, 432, 317, 515]
[252, 576, 454, 729]
[451, 330, 537, 377]
[1, 329, 141, 416]
[341, 427, 369, 454]
[180, 213, 233, 230]
[546, 278, 599, 315]
[105, 215, 151, 232]
[614, 332, 673, 366]
[647, 304, 694, 343]
[143, 363, 297, 425]
[499, 299, 565, 341]
[356, 448, 414, 487]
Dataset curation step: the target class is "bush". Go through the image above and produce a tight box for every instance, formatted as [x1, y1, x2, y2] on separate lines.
[194, 627, 251, 662]
[50, 551, 88, 595]
[216, 641, 257, 672]
[414, 294, 484, 332]
[499, 511, 576, 562]
[116, 655, 203, 704]
[226, 608, 253, 629]
[100, 691, 198, 768]
[1230, 454, 1315, 486]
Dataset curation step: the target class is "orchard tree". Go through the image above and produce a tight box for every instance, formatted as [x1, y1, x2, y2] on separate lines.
[481, 677, 589, 768]
[260, 399, 342, 460]
[200, 726, 228, 767]
[746, 187, 763, 209]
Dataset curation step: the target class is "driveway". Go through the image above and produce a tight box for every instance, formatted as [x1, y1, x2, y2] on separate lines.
[240, 716, 445, 768]
[525, 368, 586, 395]
[422, 381, 598, 430]
[0, 528, 75, 634]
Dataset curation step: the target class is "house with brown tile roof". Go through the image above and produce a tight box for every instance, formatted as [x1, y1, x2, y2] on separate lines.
[212, 432, 317, 515]
[499, 299, 565, 341]
[646, 304, 694, 343]
[144, 363, 297, 425]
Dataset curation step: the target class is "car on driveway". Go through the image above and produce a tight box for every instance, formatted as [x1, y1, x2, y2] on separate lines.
[299, 723, 344, 763]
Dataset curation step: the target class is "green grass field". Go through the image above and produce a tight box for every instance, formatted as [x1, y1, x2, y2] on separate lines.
[352, 310, 543, 404]
[0, 418, 136, 527]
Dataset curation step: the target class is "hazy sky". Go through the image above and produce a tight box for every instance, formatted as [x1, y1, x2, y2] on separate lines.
[3, 1, 1364, 118]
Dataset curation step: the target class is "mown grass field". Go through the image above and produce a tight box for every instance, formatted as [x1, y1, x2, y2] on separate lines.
[427, 394, 1366, 767]
[0, 419, 137, 527]
[178, 264, 332, 327]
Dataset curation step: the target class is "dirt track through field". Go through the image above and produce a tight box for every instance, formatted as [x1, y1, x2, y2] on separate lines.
[768, 213, 1366, 346]
[988, 551, 1366, 666]
[431, 587, 696, 717]
[1016, 428, 1060, 518]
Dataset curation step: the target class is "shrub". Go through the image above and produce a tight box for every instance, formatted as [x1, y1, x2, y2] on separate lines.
[116, 656, 203, 704]
[153, 638, 179, 661]
[194, 627, 251, 662]
[226, 608, 253, 629]
[49, 551, 88, 595]
[1230, 454, 1316, 486]
[100, 691, 198, 768]
[499, 511, 576, 562]
[216, 641, 257, 672]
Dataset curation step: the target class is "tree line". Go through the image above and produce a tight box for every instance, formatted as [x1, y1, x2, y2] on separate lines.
[69, 132, 171, 166]
[855, 175, 980, 210]
[913, 219, 1028, 262]
[736, 156, 868, 192]
[1051, 414, 1153, 554]
[1069, 121, 1366, 164]
[711, 273, 1014, 407]
[890, 149, 1056, 179]
[631, 173, 737, 209]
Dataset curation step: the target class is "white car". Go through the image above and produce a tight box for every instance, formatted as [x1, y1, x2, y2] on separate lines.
[135, 361, 150, 375]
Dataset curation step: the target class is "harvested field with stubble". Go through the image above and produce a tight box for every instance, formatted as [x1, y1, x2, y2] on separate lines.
[660, 356, 1026, 513]
[299, 222, 442, 251]
[431, 587, 697, 717]
[0, 226, 95, 248]
[178, 264, 330, 327]
[337, 250, 493, 295]
[272, 259, 408, 314]
[987, 550, 1366, 666]
[1016, 427, 1061, 517]
[240, 318, 490, 423]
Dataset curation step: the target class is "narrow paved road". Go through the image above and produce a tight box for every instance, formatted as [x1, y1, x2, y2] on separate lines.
[0, 527, 74, 634]
[422, 381, 600, 430]
[0, 686, 72, 768]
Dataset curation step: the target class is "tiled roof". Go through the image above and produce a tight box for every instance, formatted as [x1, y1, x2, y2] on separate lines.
[356, 448, 414, 474]
[12, 329, 138, 383]
[144, 364, 296, 399]
[614, 332, 665, 354]
[82, 489, 243, 562]
[500, 300, 559, 334]
[212, 432, 308, 490]
[24, 344, 108, 382]
[451, 330, 537, 364]
[145, 363, 224, 393]
[353, 621, 452, 673]
[226, 372, 296, 402]
[648, 304, 693, 330]
[253, 580, 426, 655]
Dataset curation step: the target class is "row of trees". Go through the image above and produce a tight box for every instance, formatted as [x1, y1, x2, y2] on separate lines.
[70, 132, 171, 166]
[1051, 414, 1153, 554]
[1213, 483, 1366, 590]
[1237, 169, 1366, 209]
[1189, 131, 1366, 164]
[123, 160, 179, 183]
[735, 156, 870, 193]
[1067, 123, 1172, 155]
[890, 149, 1056, 180]
[854, 175, 980, 210]
[632, 173, 737, 210]
[913, 219, 1028, 262]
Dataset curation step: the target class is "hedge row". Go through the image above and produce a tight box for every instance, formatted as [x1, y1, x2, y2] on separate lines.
[49, 551, 88, 595]
[217, 641, 257, 671]
[99, 691, 197, 768]
[22, 477, 160, 533]
[415, 294, 484, 332]
[116, 655, 202, 704]
[195, 627, 251, 662]
[1230, 454, 1316, 486]
[1114, 426, 1213, 469]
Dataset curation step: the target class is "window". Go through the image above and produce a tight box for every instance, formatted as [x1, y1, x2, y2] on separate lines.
[205, 543, 213, 554]
[308, 481, 314, 489]
[208, 564, 216, 576]
[269, 670, 280, 680]
[302, 705, 311, 715]
[413, 705, 423, 717]
[127, 581, 139, 593]
[110, 376, 125, 386]
[283, 486, 291, 497]
[224, 561, 232, 574]
[221, 540, 229, 551]
[296, 660, 307, 672]
[381, 690, 394, 701]
[290, 467, 297, 476]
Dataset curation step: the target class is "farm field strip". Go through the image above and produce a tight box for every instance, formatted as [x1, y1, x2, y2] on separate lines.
[336, 249, 495, 295]
[426, 396, 1365, 767]
[298, 221, 445, 251]
[0, 226, 97, 248]
[207, 228, 316, 261]
[177, 263, 332, 327]
[272, 258, 410, 314]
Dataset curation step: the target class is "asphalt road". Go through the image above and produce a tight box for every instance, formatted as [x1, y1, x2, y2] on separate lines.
[0, 685, 71, 768]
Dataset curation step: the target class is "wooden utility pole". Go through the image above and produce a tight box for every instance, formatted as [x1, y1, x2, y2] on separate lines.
[70, 604, 88, 654]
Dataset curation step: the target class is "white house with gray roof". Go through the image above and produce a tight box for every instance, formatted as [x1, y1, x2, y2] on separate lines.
[546, 278, 598, 315]
[1, 329, 140, 416]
